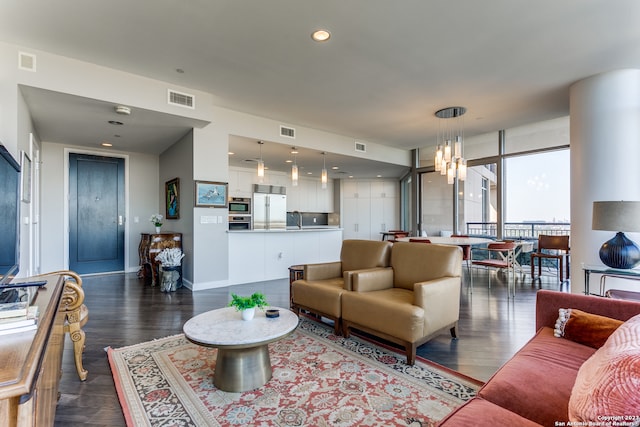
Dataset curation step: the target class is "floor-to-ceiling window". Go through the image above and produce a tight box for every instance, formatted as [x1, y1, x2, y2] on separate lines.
[412, 117, 570, 239]
[504, 149, 570, 239]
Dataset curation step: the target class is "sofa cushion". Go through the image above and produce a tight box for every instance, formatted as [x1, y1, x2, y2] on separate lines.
[341, 288, 425, 342]
[568, 313, 640, 423]
[390, 242, 462, 290]
[340, 239, 392, 273]
[437, 397, 542, 427]
[554, 308, 623, 349]
[478, 327, 596, 426]
[291, 278, 345, 318]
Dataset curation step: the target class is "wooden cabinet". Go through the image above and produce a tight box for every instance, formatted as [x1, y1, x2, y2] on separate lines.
[138, 232, 183, 285]
[0, 274, 65, 427]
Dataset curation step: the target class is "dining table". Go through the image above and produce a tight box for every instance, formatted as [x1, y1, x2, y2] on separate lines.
[396, 236, 494, 246]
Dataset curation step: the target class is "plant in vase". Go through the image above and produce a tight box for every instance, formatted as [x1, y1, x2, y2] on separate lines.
[150, 213, 163, 233]
[228, 292, 268, 321]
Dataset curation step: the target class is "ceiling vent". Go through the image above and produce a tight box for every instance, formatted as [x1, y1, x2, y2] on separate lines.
[355, 141, 367, 153]
[167, 89, 195, 109]
[280, 125, 296, 139]
[18, 52, 36, 72]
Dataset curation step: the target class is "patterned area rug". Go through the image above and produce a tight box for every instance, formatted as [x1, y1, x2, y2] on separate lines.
[108, 318, 481, 426]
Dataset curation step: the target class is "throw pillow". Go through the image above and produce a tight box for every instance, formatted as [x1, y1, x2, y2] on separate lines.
[554, 308, 623, 348]
[568, 313, 640, 424]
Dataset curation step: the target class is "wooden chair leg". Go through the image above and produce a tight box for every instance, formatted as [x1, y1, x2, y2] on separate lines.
[67, 322, 88, 381]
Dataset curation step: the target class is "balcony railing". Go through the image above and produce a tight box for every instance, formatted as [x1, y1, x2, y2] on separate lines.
[465, 222, 570, 240]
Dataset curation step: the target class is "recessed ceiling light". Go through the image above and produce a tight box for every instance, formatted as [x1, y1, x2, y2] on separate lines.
[101, 142, 113, 147]
[331, 166, 339, 170]
[228, 151, 235, 155]
[311, 29, 331, 42]
[176, 68, 185, 74]
[307, 172, 313, 175]
[108, 120, 123, 125]
[285, 159, 293, 163]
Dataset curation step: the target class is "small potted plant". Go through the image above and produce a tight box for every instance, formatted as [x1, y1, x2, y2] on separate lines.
[150, 213, 163, 233]
[228, 292, 268, 321]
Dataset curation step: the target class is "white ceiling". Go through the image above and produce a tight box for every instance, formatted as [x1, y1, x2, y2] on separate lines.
[2, 1, 640, 177]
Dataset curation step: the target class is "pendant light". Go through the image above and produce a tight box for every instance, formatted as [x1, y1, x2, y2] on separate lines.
[257, 140, 265, 183]
[291, 147, 299, 187]
[321, 152, 328, 189]
[434, 107, 467, 184]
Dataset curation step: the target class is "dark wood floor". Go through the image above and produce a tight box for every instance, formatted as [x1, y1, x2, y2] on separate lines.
[54, 268, 567, 426]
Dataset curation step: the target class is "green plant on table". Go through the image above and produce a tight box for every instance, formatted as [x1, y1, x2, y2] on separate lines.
[228, 292, 268, 311]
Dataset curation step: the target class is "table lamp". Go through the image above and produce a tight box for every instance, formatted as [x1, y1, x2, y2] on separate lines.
[592, 201, 640, 269]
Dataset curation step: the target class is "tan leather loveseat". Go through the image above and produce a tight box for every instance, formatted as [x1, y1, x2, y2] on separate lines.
[342, 241, 463, 365]
[291, 239, 392, 334]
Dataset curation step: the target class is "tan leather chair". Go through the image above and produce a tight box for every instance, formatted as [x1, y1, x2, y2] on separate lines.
[291, 239, 392, 334]
[341, 242, 462, 365]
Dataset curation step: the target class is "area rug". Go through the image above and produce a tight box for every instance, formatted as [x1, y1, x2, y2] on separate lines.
[108, 318, 481, 426]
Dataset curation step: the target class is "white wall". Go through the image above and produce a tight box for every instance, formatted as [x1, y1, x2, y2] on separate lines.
[570, 69, 640, 293]
[159, 131, 195, 283]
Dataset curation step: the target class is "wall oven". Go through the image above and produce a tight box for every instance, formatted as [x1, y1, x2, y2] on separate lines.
[228, 215, 251, 230]
[228, 197, 251, 215]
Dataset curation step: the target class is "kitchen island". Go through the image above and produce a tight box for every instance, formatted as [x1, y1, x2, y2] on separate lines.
[227, 227, 343, 286]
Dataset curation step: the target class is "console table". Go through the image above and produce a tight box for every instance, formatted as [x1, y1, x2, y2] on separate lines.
[138, 232, 182, 285]
[583, 264, 640, 296]
[0, 274, 65, 426]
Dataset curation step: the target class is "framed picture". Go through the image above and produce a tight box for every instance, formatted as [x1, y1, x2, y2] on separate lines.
[20, 151, 31, 203]
[165, 177, 180, 219]
[195, 181, 228, 208]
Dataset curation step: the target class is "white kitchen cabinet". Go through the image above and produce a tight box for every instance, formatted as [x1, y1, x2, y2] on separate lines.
[341, 179, 399, 240]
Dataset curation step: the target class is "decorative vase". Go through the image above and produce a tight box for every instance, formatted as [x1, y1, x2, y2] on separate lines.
[241, 307, 255, 321]
[155, 226, 162, 233]
[599, 231, 640, 269]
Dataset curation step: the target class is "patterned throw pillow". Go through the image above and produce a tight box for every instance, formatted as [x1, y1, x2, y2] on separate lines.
[554, 308, 623, 348]
[568, 313, 640, 424]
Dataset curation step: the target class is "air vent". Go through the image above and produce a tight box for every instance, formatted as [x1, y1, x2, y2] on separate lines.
[18, 52, 36, 72]
[167, 89, 195, 109]
[355, 141, 366, 153]
[280, 125, 296, 139]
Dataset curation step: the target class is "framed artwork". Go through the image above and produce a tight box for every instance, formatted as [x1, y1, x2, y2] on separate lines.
[20, 151, 31, 203]
[195, 181, 228, 208]
[165, 177, 180, 219]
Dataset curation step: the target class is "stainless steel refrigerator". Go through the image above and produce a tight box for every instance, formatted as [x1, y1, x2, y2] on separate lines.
[253, 188, 287, 230]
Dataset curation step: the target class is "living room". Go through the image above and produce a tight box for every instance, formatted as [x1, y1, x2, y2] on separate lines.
[1, 2, 640, 426]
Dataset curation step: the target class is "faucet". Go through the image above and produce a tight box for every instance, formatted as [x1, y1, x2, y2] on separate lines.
[293, 210, 302, 229]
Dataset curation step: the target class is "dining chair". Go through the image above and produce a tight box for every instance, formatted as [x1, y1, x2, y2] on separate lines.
[530, 235, 570, 282]
[471, 241, 517, 297]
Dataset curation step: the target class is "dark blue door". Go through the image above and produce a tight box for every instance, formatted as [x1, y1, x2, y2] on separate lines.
[69, 154, 125, 273]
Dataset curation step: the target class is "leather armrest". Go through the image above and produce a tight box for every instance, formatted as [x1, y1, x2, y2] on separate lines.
[352, 268, 394, 292]
[304, 262, 342, 281]
[414, 277, 461, 332]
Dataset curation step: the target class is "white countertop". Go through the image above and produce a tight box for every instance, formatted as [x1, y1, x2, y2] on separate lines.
[228, 227, 342, 233]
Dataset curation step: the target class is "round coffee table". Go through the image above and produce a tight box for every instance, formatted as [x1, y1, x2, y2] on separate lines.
[183, 306, 298, 392]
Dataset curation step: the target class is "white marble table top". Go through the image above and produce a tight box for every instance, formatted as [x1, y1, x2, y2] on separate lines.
[183, 306, 299, 347]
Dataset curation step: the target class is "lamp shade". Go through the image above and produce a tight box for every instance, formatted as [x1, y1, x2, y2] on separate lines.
[592, 201, 640, 269]
[592, 201, 640, 232]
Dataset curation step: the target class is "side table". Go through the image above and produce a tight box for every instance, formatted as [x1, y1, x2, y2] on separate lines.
[583, 264, 640, 296]
[288, 265, 304, 308]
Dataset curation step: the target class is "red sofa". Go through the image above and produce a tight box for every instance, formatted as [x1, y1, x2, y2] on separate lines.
[438, 290, 640, 426]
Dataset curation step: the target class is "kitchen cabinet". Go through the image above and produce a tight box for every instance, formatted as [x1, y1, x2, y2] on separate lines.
[341, 179, 399, 240]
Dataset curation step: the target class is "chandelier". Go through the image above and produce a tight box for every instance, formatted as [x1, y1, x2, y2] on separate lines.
[434, 106, 467, 184]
